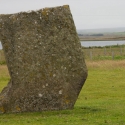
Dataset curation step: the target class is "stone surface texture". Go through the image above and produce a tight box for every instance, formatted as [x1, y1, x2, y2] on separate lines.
[0, 5, 87, 113]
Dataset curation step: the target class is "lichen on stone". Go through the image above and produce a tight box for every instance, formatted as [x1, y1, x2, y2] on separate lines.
[0, 5, 87, 113]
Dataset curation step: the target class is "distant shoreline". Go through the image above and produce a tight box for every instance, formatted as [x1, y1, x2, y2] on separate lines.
[79, 36, 125, 41]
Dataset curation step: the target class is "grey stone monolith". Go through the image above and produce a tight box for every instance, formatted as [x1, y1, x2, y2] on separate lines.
[0, 5, 87, 113]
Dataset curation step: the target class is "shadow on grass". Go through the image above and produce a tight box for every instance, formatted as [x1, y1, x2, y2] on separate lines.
[0, 106, 106, 117]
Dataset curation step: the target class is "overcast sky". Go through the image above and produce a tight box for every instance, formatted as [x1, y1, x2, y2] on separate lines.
[0, 0, 125, 29]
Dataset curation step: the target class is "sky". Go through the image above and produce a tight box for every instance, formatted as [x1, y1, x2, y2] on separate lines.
[0, 0, 125, 29]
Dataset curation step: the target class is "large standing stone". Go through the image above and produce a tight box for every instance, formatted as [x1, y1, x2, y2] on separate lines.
[0, 5, 87, 113]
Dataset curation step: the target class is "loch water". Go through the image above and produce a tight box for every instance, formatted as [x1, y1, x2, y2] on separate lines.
[81, 40, 125, 47]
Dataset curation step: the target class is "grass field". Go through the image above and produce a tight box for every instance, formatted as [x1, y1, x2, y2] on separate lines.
[0, 60, 125, 125]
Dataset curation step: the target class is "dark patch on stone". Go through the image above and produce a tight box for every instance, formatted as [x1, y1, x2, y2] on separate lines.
[0, 5, 87, 113]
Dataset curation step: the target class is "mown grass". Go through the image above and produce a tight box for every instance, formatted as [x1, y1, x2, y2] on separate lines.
[0, 60, 125, 125]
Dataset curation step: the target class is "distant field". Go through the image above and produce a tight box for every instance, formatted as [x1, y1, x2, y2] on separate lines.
[0, 60, 125, 124]
[79, 36, 125, 41]
[0, 65, 10, 92]
[0, 50, 5, 65]
[79, 32, 125, 41]
[1, 45, 125, 64]
[83, 45, 125, 60]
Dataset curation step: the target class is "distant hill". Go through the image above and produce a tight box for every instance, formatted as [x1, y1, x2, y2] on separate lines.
[77, 27, 125, 34]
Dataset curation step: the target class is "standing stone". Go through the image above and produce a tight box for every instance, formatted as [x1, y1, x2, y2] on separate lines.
[0, 5, 87, 113]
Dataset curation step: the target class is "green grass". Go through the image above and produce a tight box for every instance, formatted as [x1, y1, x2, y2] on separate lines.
[0, 61, 6, 65]
[0, 60, 125, 125]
